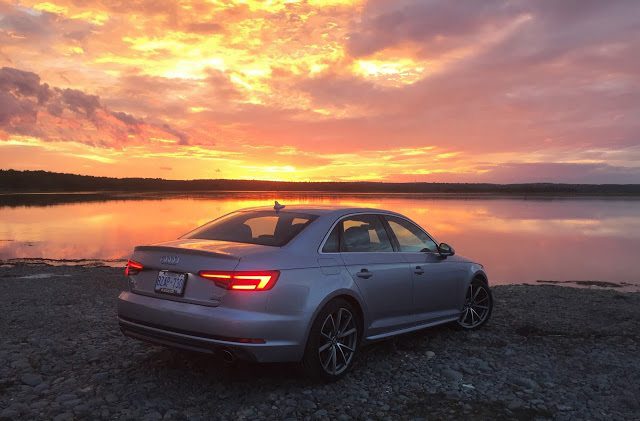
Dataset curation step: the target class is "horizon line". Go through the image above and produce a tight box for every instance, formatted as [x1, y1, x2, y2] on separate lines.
[2, 169, 640, 187]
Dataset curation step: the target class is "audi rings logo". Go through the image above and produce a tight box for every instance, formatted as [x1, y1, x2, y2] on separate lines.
[160, 255, 180, 265]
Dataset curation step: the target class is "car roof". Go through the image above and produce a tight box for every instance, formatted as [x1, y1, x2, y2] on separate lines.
[237, 204, 402, 218]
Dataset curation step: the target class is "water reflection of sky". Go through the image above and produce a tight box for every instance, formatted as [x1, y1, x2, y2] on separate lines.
[1, 195, 639, 285]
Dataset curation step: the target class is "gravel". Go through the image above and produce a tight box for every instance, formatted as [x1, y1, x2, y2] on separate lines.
[1, 263, 639, 420]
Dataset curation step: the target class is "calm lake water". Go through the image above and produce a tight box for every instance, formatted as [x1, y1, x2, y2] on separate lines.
[1, 193, 639, 286]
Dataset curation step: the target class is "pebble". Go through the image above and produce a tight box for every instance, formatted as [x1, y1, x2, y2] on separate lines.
[55, 394, 78, 403]
[508, 399, 524, 410]
[442, 368, 464, 382]
[142, 410, 163, 420]
[0, 409, 19, 419]
[53, 412, 74, 421]
[513, 377, 539, 390]
[93, 372, 109, 381]
[34, 382, 49, 393]
[301, 399, 317, 410]
[21, 373, 43, 386]
[314, 409, 329, 418]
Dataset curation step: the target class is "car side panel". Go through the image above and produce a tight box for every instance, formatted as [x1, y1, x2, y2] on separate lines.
[400, 252, 465, 322]
[341, 252, 415, 337]
[265, 264, 369, 358]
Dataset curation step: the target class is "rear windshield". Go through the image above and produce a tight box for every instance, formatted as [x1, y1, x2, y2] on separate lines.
[182, 210, 317, 247]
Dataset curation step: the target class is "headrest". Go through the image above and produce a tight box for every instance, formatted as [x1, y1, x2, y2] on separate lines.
[237, 223, 253, 241]
[289, 223, 306, 236]
[343, 226, 371, 251]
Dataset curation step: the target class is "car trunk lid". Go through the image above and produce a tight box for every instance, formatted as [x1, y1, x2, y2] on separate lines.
[126, 239, 268, 306]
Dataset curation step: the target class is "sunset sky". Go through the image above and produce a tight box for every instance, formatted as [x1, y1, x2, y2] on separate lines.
[1, 0, 639, 183]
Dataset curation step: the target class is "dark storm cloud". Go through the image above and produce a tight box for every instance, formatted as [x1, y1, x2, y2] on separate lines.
[348, 0, 640, 59]
[0, 67, 44, 129]
[160, 123, 189, 145]
[46, 102, 64, 117]
[0, 90, 37, 126]
[0, 66, 50, 102]
[0, 4, 94, 42]
[348, 0, 516, 57]
[60, 88, 100, 117]
[0, 5, 53, 37]
[0, 66, 107, 122]
[110, 111, 142, 125]
[0, 66, 189, 146]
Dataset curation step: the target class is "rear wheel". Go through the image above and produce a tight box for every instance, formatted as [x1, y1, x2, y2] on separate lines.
[303, 298, 360, 381]
[457, 278, 492, 329]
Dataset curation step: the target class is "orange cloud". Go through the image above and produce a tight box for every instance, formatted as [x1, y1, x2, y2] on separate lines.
[0, 0, 639, 183]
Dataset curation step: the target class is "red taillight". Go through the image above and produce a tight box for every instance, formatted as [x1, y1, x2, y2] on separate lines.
[125, 259, 144, 276]
[198, 270, 279, 291]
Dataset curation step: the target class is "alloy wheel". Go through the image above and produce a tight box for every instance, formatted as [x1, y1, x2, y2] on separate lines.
[318, 307, 358, 375]
[459, 282, 491, 328]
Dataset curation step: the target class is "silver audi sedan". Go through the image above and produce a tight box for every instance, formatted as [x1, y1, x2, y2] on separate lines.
[118, 204, 492, 380]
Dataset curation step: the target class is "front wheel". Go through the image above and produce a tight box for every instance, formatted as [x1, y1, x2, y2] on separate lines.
[457, 278, 493, 329]
[302, 298, 360, 381]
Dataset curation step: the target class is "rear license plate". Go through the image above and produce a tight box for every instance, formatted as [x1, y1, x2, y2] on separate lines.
[155, 271, 187, 296]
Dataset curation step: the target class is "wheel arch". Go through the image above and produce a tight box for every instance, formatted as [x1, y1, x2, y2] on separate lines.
[457, 267, 489, 310]
[335, 293, 365, 335]
[302, 289, 367, 352]
[473, 269, 489, 285]
[457, 268, 493, 330]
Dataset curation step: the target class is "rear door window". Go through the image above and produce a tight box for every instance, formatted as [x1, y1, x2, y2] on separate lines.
[339, 215, 394, 252]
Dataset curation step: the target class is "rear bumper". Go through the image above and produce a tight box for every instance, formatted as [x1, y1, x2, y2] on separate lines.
[117, 291, 308, 362]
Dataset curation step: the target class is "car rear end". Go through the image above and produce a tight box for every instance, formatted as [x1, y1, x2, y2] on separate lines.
[119, 241, 315, 362]
[117, 209, 322, 363]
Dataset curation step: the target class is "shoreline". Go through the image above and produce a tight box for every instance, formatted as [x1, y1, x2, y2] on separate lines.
[1, 264, 639, 419]
[3, 190, 640, 198]
[3, 170, 640, 197]
[2, 190, 639, 210]
[3, 260, 639, 292]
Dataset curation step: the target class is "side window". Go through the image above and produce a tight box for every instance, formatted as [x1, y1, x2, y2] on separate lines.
[322, 224, 340, 253]
[340, 215, 393, 252]
[385, 216, 438, 253]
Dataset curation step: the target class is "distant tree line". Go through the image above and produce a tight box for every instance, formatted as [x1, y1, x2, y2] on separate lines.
[1, 169, 639, 195]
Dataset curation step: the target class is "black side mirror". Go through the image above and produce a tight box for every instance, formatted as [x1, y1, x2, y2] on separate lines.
[438, 242, 455, 257]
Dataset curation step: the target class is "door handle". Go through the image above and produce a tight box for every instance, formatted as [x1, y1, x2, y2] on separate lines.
[414, 266, 425, 275]
[356, 269, 372, 279]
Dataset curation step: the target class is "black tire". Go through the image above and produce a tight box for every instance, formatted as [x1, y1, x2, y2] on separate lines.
[302, 298, 361, 381]
[456, 278, 493, 330]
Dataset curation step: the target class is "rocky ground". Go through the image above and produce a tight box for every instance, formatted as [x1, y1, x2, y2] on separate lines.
[0, 263, 639, 420]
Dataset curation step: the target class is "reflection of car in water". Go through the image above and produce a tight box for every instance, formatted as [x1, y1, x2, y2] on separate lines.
[118, 203, 492, 380]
